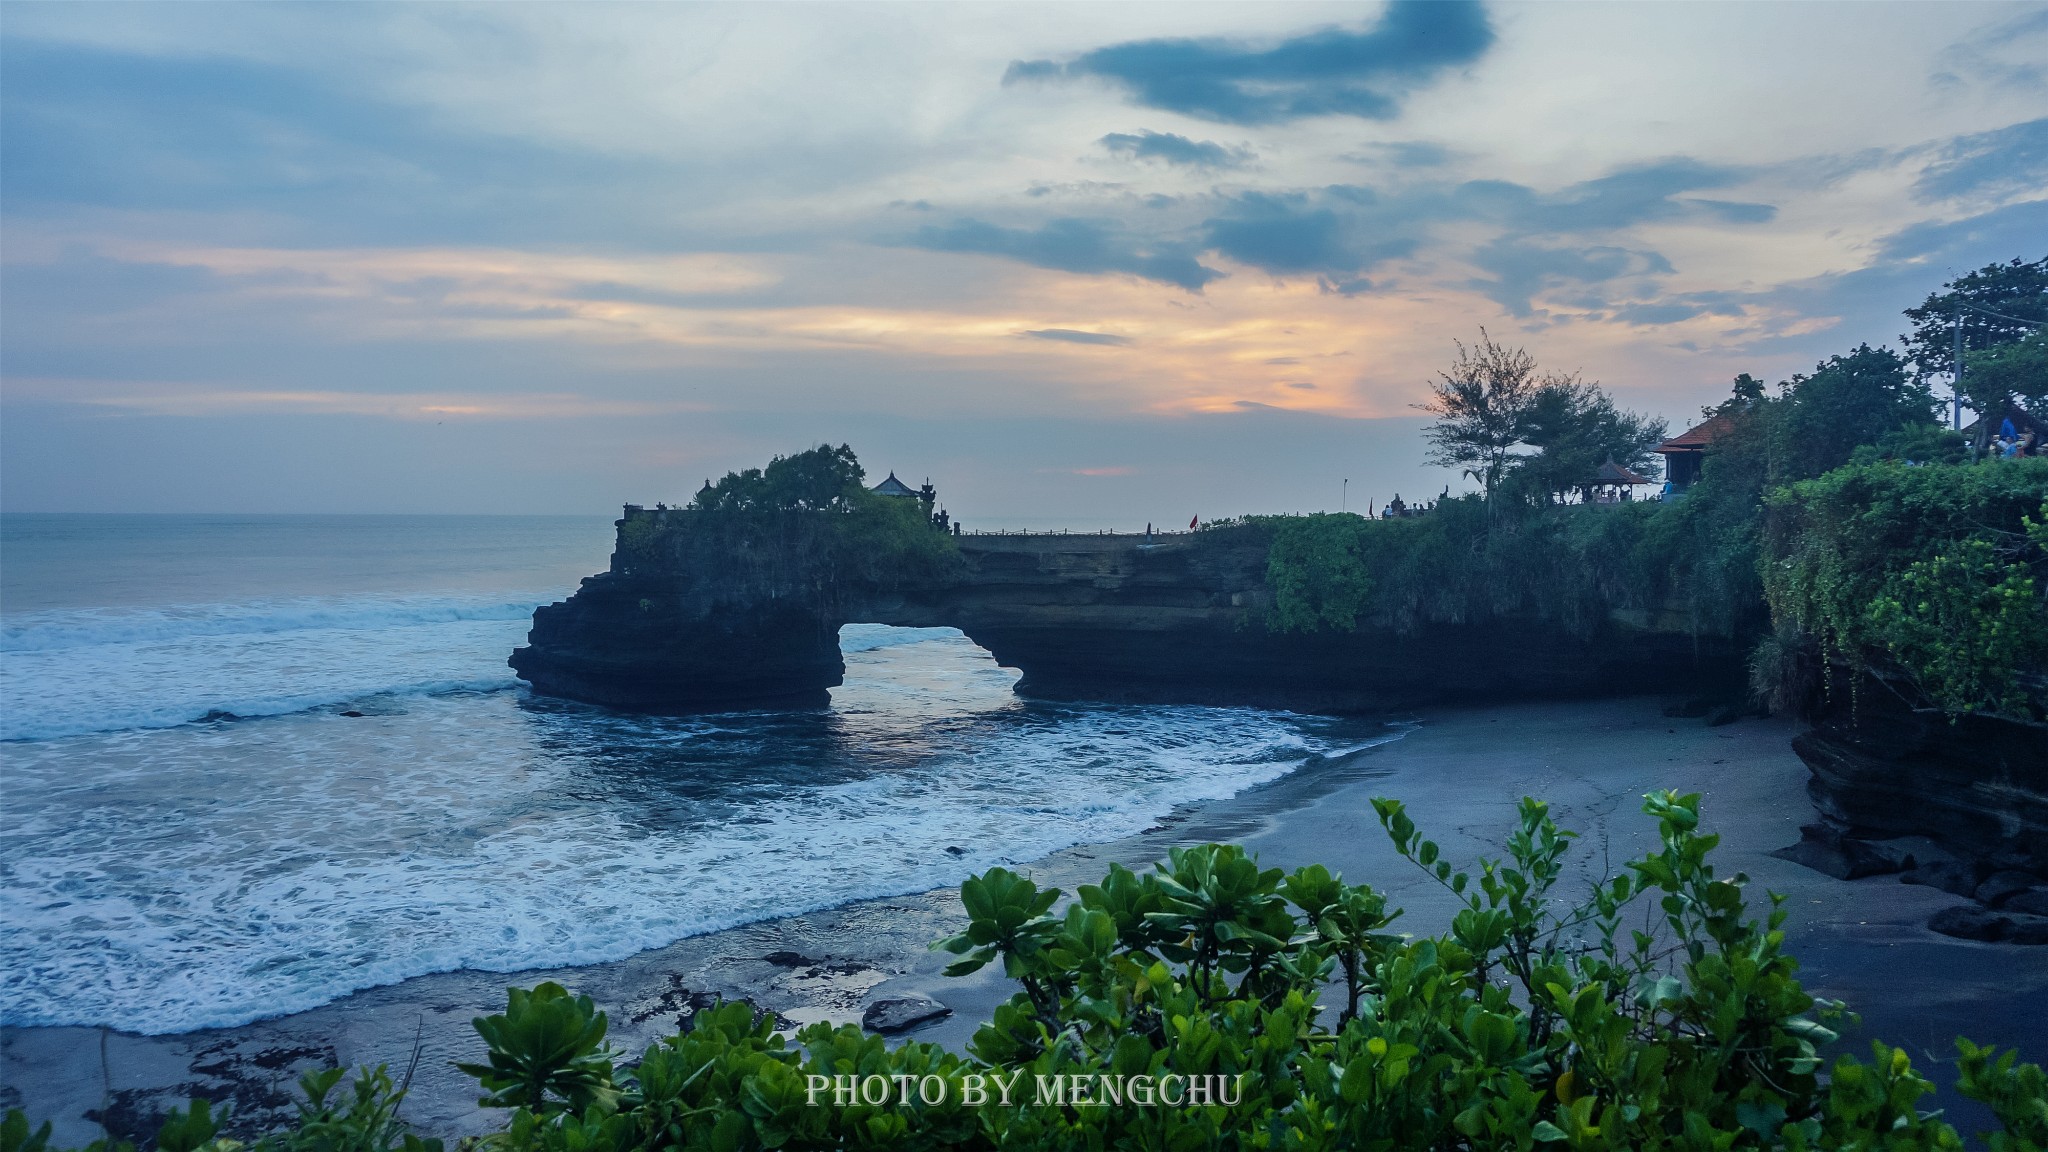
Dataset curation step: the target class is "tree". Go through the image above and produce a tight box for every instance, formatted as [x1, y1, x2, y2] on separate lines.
[1769, 344, 1937, 482]
[1510, 377, 1666, 504]
[1416, 330, 1546, 501]
[1900, 256, 2048, 378]
[691, 443, 866, 514]
[1960, 330, 2048, 441]
[1704, 372, 1766, 419]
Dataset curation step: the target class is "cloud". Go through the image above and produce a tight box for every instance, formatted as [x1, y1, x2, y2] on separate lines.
[1609, 293, 1748, 327]
[906, 217, 1221, 292]
[1343, 140, 1458, 169]
[1931, 8, 2048, 93]
[1023, 328, 1132, 346]
[2, 378, 707, 421]
[1452, 159, 1773, 232]
[1099, 130, 1252, 170]
[1189, 159, 1773, 291]
[1468, 238, 1675, 316]
[1872, 199, 2048, 265]
[1914, 117, 2048, 203]
[1005, 0, 1494, 125]
[1203, 188, 1417, 277]
[0, 37, 619, 246]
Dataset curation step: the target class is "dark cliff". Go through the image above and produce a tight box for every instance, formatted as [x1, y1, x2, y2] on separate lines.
[1773, 664, 2048, 943]
[1795, 669, 2047, 868]
[511, 512, 1745, 715]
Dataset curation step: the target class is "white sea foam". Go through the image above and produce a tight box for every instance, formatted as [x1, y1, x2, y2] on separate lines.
[0, 595, 543, 741]
[1, 596, 542, 653]
[0, 625, 1400, 1034]
[836, 624, 959, 653]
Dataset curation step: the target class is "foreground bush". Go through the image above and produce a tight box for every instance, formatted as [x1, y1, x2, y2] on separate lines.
[9, 794, 2044, 1151]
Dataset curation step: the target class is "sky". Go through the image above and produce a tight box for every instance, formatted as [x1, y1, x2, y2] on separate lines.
[3, 2, 2045, 525]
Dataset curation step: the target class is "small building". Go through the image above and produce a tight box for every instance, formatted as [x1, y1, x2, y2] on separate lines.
[1585, 458, 1654, 503]
[1652, 413, 1739, 496]
[870, 472, 919, 498]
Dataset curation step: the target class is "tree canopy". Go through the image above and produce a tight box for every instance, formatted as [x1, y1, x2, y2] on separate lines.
[1900, 255, 2048, 379]
[1767, 345, 1938, 482]
[1417, 331, 1663, 506]
[1508, 377, 1666, 506]
[1960, 330, 2048, 440]
[1415, 330, 1546, 501]
[691, 444, 868, 514]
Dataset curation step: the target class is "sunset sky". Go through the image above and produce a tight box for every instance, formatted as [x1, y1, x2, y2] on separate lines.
[4, 2, 2044, 525]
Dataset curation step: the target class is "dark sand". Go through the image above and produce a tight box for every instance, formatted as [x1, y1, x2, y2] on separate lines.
[7, 697, 2044, 1144]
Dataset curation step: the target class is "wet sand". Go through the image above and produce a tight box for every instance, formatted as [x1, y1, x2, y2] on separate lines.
[6, 696, 2043, 1144]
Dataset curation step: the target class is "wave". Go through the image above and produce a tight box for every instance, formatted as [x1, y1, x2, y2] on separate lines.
[0, 596, 543, 741]
[0, 676, 521, 743]
[1, 595, 544, 653]
[836, 624, 962, 653]
[0, 676, 1398, 1033]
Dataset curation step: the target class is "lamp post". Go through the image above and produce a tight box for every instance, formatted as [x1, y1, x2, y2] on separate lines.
[1342, 478, 1348, 513]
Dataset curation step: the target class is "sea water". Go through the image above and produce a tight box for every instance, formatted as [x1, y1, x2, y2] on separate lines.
[0, 515, 1395, 1034]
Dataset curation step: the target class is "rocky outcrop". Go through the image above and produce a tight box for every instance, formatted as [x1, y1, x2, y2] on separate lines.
[1780, 665, 2048, 942]
[514, 573, 845, 711]
[511, 516, 1745, 715]
[1792, 667, 2048, 869]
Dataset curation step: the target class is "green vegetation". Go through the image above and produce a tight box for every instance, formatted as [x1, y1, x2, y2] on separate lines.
[1414, 331, 1664, 506]
[1264, 260, 2048, 725]
[1959, 332, 2048, 447]
[1260, 498, 1684, 641]
[1264, 515, 1376, 633]
[1762, 459, 2048, 723]
[1901, 257, 2048, 381]
[14, 795, 2043, 1150]
[1, 1065, 443, 1152]
[618, 444, 961, 606]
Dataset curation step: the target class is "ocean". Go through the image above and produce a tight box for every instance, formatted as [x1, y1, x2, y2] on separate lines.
[0, 514, 1394, 1035]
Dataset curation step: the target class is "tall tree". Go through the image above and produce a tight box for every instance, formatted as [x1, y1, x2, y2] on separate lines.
[1416, 330, 1545, 501]
[1960, 330, 2048, 442]
[1704, 372, 1766, 419]
[1900, 256, 2048, 379]
[1770, 345, 1936, 481]
[1511, 377, 1666, 504]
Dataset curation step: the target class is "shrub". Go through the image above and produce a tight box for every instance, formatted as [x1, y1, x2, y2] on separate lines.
[1264, 515, 1375, 633]
[1252, 496, 1716, 642]
[1761, 459, 2048, 722]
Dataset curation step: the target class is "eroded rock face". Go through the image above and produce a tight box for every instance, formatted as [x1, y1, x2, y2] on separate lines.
[1791, 667, 2048, 874]
[512, 572, 844, 712]
[1781, 666, 2048, 942]
[509, 522, 1744, 715]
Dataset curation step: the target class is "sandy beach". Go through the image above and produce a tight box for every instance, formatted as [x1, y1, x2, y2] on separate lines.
[7, 695, 2043, 1144]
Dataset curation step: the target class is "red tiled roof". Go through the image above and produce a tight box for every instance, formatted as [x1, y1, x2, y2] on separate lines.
[1654, 412, 1740, 453]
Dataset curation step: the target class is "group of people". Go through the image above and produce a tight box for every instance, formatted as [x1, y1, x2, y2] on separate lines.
[1375, 492, 1442, 519]
[1992, 418, 2040, 459]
